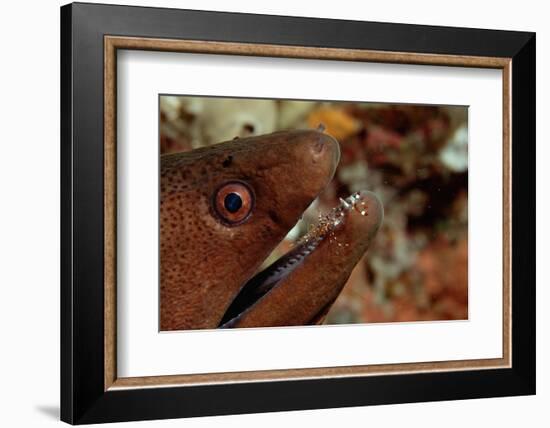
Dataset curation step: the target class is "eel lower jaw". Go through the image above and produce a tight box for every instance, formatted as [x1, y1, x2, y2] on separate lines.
[218, 190, 382, 328]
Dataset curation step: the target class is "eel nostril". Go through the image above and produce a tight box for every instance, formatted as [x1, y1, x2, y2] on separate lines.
[312, 137, 325, 155]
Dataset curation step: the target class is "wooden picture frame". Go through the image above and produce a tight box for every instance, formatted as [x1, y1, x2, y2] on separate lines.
[61, 2, 535, 424]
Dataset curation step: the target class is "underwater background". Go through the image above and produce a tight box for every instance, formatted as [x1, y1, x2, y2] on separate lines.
[160, 96, 468, 324]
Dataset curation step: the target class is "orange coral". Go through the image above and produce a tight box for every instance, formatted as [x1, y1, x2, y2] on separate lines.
[307, 107, 361, 141]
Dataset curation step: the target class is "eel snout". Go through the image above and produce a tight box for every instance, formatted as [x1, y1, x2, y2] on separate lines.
[220, 190, 384, 328]
[264, 130, 340, 229]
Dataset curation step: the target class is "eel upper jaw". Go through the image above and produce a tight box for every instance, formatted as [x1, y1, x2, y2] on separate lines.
[218, 190, 382, 328]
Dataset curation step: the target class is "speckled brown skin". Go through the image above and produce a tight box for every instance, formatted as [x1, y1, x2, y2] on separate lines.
[160, 130, 340, 331]
[225, 191, 383, 328]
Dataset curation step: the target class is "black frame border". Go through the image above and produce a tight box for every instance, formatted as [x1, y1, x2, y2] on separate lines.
[61, 2, 535, 424]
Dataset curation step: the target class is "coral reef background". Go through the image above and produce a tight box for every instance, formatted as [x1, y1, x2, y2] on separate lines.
[160, 96, 469, 324]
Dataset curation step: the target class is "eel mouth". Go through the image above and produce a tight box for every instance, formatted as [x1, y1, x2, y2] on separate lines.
[219, 190, 383, 328]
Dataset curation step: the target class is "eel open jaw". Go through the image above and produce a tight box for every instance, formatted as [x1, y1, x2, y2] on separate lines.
[219, 190, 383, 328]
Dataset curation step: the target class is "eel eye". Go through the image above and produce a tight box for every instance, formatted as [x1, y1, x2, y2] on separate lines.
[213, 181, 254, 225]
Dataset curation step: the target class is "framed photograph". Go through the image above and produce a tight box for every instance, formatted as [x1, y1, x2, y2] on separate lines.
[60, 2, 535, 424]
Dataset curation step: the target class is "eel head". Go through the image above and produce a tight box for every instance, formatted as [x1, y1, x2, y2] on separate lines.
[160, 130, 382, 330]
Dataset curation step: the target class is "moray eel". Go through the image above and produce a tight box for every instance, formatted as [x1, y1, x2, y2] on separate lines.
[160, 130, 383, 331]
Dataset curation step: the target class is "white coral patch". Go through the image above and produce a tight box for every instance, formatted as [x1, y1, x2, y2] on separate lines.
[439, 125, 468, 172]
